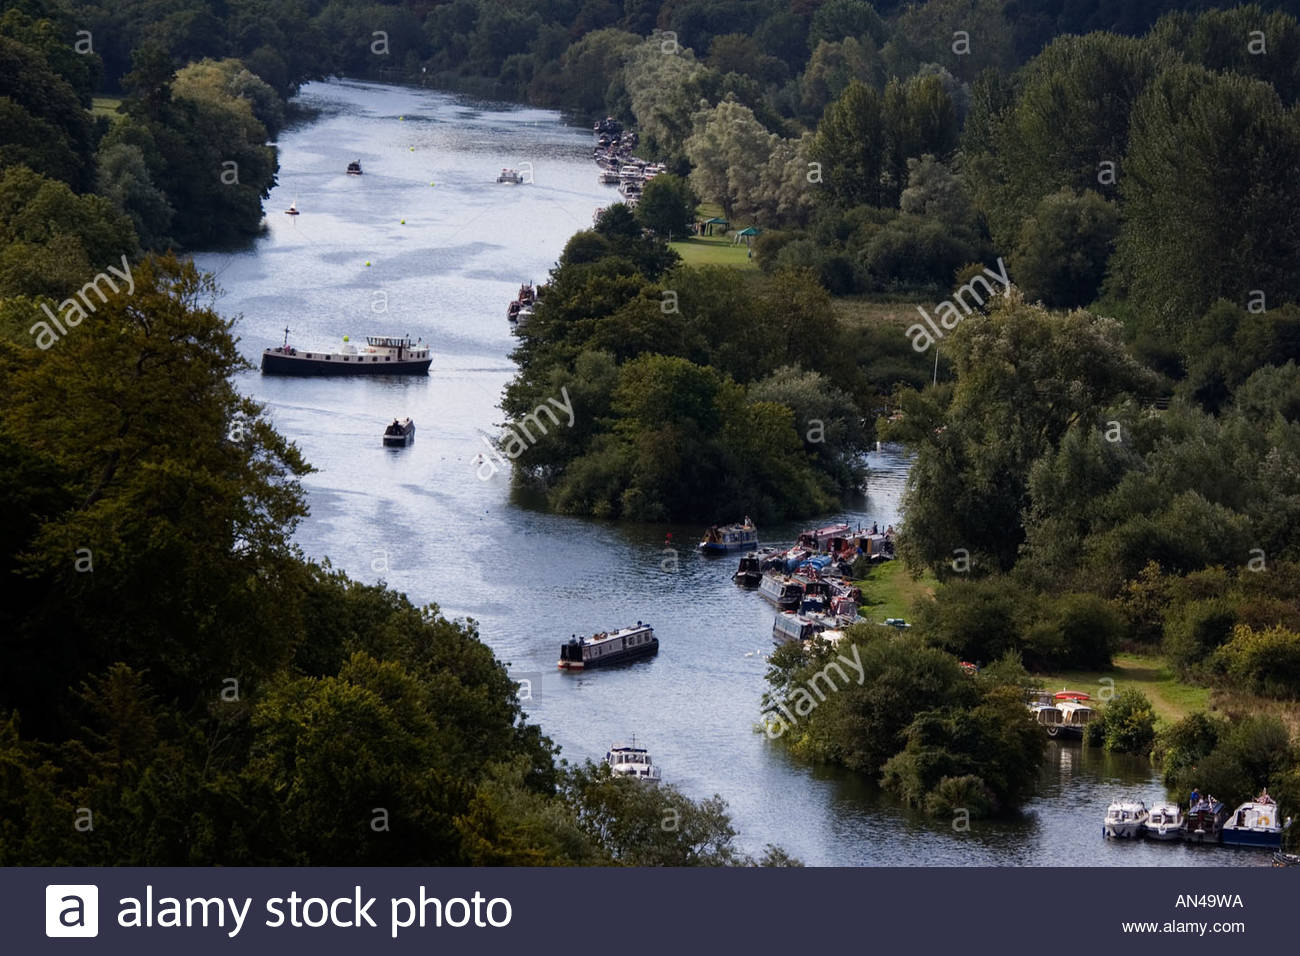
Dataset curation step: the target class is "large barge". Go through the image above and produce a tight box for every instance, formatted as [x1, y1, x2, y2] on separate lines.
[261, 329, 431, 376]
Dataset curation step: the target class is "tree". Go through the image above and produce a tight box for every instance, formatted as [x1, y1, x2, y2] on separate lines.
[809, 80, 886, 207]
[1011, 188, 1120, 308]
[636, 173, 698, 238]
[1113, 65, 1300, 332]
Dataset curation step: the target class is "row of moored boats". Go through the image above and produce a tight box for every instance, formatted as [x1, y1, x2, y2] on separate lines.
[1104, 791, 1292, 850]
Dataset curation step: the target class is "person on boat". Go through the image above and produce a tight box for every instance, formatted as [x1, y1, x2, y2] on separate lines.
[1258, 788, 1275, 805]
[1189, 786, 1201, 808]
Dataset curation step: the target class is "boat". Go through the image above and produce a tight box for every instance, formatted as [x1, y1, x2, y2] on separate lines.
[699, 519, 757, 553]
[507, 282, 537, 324]
[593, 116, 622, 135]
[558, 622, 657, 670]
[1273, 850, 1300, 866]
[285, 199, 300, 215]
[1027, 690, 1066, 736]
[733, 554, 763, 587]
[1103, 800, 1149, 839]
[773, 611, 822, 645]
[796, 523, 852, 553]
[1053, 691, 1095, 736]
[346, 160, 362, 175]
[1143, 803, 1184, 841]
[497, 167, 524, 184]
[382, 417, 414, 447]
[262, 328, 432, 376]
[1184, 797, 1228, 844]
[599, 170, 620, 185]
[1221, 797, 1292, 848]
[604, 738, 661, 783]
[758, 571, 803, 611]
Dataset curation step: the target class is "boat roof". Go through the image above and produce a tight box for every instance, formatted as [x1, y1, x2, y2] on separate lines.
[1054, 691, 1091, 701]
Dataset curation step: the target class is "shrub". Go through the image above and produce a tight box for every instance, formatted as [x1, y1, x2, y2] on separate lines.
[1084, 688, 1156, 755]
[1212, 624, 1300, 698]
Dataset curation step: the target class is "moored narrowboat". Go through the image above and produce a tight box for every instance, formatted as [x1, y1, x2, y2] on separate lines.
[382, 417, 414, 447]
[699, 518, 758, 553]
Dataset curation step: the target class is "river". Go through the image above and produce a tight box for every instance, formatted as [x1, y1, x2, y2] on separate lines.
[193, 79, 1261, 866]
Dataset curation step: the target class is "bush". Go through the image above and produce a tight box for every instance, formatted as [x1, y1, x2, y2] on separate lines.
[1084, 688, 1156, 755]
[1212, 624, 1300, 698]
[1163, 597, 1238, 673]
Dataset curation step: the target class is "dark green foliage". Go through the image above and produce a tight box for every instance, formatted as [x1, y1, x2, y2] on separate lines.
[1084, 689, 1157, 755]
[636, 173, 698, 238]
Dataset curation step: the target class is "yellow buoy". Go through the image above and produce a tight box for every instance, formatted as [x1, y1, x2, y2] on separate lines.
[400, 219, 405, 224]
[409, 146, 414, 152]
[365, 261, 371, 266]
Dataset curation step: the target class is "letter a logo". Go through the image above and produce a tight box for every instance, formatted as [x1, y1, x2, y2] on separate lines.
[45, 885, 99, 937]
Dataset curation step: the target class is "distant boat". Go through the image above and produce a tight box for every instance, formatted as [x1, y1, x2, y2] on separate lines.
[1221, 798, 1292, 848]
[285, 199, 300, 215]
[382, 417, 414, 447]
[699, 518, 757, 553]
[604, 738, 661, 784]
[1054, 691, 1095, 735]
[497, 168, 524, 184]
[346, 160, 363, 175]
[558, 622, 657, 670]
[262, 328, 431, 376]
[1104, 800, 1149, 839]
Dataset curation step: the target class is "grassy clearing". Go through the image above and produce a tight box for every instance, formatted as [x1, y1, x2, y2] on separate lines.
[668, 234, 758, 269]
[1033, 653, 1211, 726]
[853, 559, 938, 623]
[832, 296, 928, 329]
[91, 96, 123, 118]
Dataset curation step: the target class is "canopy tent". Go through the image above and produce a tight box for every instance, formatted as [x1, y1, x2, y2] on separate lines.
[698, 216, 729, 236]
[733, 226, 762, 244]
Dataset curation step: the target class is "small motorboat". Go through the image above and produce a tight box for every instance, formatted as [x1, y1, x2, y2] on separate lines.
[1053, 691, 1095, 736]
[346, 160, 363, 175]
[497, 167, 524, 184]
[1027, 690, 1065, 736]
[1144, 803, 1184, 841]
[382, 417, 415, 447]
[604, 737, 661, 784]
[1221, 796, 1292, 848]
[1103, 800, 1149, 839]
[599, 170, 620, 185]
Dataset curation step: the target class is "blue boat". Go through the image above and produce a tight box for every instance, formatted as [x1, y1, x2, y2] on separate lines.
[699, 519, 757, 553]
[1221, 799, 1292, 848]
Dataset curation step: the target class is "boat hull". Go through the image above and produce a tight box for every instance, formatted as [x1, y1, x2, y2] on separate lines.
[262, 350, 431, 376]
[1221, 828, 1284, 848]
[1104, 824, 1143, 839]
[1143, 827, 1183, 841]
[557, 639, 658, 670]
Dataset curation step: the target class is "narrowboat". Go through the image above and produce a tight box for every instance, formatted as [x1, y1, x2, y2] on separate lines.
[1184, 797, 1229, 844]
[1104, 800, 1149, 839]
[604, 738, 661, 783]
[1143, 804, 1184, 841]
[557, 622, 657, 670]
[262, 329, 432, 376]
[758, 571, 803, 611]
[699, 519, 758, 553]
[382, 417, 415, 447]
[796, 523, 852, 553]
[773, 611, 821, 645]
[1221, 798, 1292, 848]
[733, 554, 763, 587]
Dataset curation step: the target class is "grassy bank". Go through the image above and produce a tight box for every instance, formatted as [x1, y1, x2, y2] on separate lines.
[1033, 654, 1211, 726]
[853, 558, 937, 623]
[91, 96, 122, 118]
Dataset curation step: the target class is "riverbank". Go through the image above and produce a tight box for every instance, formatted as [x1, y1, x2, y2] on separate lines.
[853, 559, 937, 622]
[1033, 654, 1211, 726]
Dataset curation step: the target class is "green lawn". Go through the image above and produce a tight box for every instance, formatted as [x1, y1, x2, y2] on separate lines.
[91, 96, 123, 118]
[1033, 653, 1211, 726]
[852, 559, 937, 623]
[668, 234, 758, 269]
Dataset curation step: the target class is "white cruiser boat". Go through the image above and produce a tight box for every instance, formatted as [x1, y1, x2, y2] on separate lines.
[1053, 691, 1095, 736]
[1104, 800, 1149, 839]
[1143, 803, 1184, 841]
[558, 622, 657, 670]
[604, 739, 661, 783]
[262, 329, 431, 376]
[497, 167, 524, 184]
[1222, 798, 1292, 848]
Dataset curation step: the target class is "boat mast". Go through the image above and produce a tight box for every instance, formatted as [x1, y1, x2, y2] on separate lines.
[282, 326, 291, 348]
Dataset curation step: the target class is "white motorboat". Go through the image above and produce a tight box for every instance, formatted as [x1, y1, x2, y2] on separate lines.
[497, 167, 524, 184]
[1143, 803, 1184, 841]
[1053, 691, 1095, 736]
[604, 738, 661, 783]
[1104, 800, 1149, 839]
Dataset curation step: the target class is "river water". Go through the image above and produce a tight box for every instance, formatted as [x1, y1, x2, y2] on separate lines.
[194, 79, 1260, 866]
